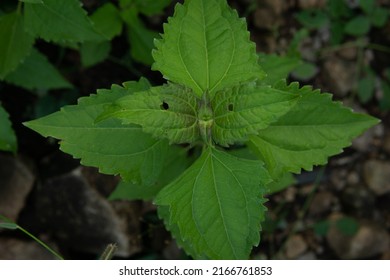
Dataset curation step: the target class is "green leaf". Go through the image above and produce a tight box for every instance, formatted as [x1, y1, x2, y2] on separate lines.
[24, 79, 171, 185]
[257, 53, 302, 86]
[152, 0, 264, 97]
[98, 83, 199, 144]
[357, 75, 375, 103]
[109, 146, 194, 200]
[336, 217, 359, 236]
[330, 21, 345, 45]
[90, 3, 123, 40]
[0, 222, 18, 230]
[328, 0, 351, 19]
[0, 104, 17, 153]
[295, 9, 329, 29]
[122, 9, 158, 65]
[4, 48, 72, 90]
[379, 80, 390, 110]
[80, 41, 111, 67]
[0, 12, 34, 79]
[249, 82, 379, 178]
[359, 0, 375, 15]
[155, 146, 271, 259]
[20, 0, 43, 3]
[120, 0, 172, 16]
[24, 0, 105, 43]
[369, 7, 389, 27]
[136, 0, 172, 16]
[212, 84, 300, 146]
[344, 16, 371, 36]
[266, 172, 296, 194]
[291, 61, 318, 81]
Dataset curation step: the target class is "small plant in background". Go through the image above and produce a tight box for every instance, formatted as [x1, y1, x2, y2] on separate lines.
[24, 0, 378, 259]
[0, 0, 173, 153]
[294, 0, 390, 108]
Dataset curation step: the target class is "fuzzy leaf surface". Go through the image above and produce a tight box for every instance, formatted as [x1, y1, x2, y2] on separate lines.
[152, 0, 264, 97]
[249, 82, 379, 178]
[0, 105, 17, 153]
[212, 84, 299, 146]
[98, 84, 199, 144]
[5, 48, 72, 90]
[155, 147, 271, 259]
[0, 12, 34, 79]
[24, 79, 171, 185]
[24, 0, 105, 42]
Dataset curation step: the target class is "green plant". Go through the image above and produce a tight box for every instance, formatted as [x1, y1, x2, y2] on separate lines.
[295, 0, 390, 107]
[0, 0, 172, 152]
[0, 104, 17, 153]
[24, 0, 378, 259]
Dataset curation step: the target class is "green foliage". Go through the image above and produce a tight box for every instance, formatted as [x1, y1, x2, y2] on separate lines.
[0, 104, 17, 153]
[156, 146, 271, 259]
[24, 0, 105, 42]
[0, 12, 34, 79]
[4, 48, 72, 90]
[25, 79, 175, 186]
[249, 82, 377, 179]
[295, 0, 389, 109]
[25, 0, 378, 259]
[257, 53, 302, 86]
[152, 0, 265, 97]
[344, 15, 371, 36]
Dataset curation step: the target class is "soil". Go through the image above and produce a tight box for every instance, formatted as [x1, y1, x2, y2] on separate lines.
[0, 0, 389, 260]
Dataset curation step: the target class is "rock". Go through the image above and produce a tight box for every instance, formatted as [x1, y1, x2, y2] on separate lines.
[253, 8, 281, 30]
[363, 160, 390, 195]
[309, 191, 336, 216]
[326, 214, 389, 259]
[341, 185, 376, 218]
[0, 155, 34, 221]
[337, 44, 358, 60]
[297, 251, 317, 260]
[298, 0, 326, 9]
[352, 123, 383, 152]
[35, 168, 142, 257]
[285, 234, 308, 259]
[252, 0, 286, 30]
[383, 130, 390, 155]
[0, 237, 58, 260]
[322, 57, 356, 97]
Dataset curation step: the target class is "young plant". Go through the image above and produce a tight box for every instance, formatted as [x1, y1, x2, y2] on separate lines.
[25, 0, 378, 259]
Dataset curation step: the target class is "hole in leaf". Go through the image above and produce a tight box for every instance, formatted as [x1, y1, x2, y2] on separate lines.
[160, 101, 169, 110]
[228, 104, 234, 111]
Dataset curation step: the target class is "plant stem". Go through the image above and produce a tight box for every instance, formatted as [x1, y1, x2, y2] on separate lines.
[16, 225, 65, 260]
[0, 214, 64, 260]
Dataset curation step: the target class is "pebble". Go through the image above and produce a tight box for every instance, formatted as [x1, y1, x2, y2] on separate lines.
[35, 167, 142, 257]
[363, 160, 390, 196]
[285, 234, 308, 259]
[326, 214, 389, 259]
[0, 237, 58, 260]
[322, 56, 356, 97]
[0, 155, 34, 221]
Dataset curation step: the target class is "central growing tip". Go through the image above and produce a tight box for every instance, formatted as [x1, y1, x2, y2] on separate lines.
[197, 92, 214, 145]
